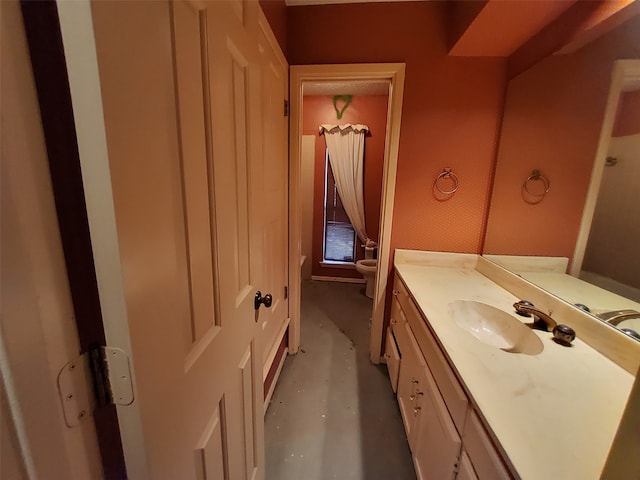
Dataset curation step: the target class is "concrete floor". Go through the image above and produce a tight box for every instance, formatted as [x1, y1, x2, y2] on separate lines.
[265, 280, 415, 480]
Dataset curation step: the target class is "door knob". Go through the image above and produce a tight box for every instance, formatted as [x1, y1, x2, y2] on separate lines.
[254, 291, 273, 310]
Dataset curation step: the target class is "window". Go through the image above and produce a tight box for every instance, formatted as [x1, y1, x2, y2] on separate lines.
[323, 151, 356, 263]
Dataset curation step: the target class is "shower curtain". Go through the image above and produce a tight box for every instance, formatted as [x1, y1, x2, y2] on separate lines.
[319, 124, 375, 249]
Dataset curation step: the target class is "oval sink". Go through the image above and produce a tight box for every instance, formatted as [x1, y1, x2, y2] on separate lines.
[449, 300, 544, 355]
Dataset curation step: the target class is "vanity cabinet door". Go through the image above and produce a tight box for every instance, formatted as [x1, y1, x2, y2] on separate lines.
[384, 327, 401, 392]
[397, 322, 426, 448]
[457, 451, 478, 480]
[462, 411, 511, 480]
[394, 272, 469, 432]
[412, 364, 462, 480]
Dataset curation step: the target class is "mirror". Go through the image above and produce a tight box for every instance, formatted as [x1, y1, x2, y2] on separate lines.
[483, 13, 640, 339]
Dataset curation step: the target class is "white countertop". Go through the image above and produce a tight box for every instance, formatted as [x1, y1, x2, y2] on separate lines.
[395, 254, 634, 479]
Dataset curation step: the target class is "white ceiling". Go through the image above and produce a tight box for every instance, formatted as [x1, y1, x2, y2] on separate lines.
[303, 80, 389, 96]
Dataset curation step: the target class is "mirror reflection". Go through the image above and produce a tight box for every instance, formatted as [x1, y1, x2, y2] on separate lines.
[580, 85, 640, 304]
[483, 13, 640, 339]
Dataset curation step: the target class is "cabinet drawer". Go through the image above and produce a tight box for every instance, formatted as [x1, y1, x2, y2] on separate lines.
[390, 294, 406, 330]
[390, 298, 410, 354]
[393, 274, 414, 322]
[463, 411, 511, 480]
[384, 327, 400, 393]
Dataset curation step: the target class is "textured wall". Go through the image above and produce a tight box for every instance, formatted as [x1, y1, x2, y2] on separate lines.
[288, 2, 507, 258]
[259, 0, 287, 57]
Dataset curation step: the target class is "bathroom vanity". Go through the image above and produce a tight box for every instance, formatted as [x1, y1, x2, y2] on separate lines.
[385, 250, 636, 479]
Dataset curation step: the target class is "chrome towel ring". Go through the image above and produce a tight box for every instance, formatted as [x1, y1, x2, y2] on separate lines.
[434, 168, 459, 196]
[523, 169, 550, 204]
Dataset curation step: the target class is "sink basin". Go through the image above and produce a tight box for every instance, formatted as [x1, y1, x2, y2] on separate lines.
[450, 300, 544, 355]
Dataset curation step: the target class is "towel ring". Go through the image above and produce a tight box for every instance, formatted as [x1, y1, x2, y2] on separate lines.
[524, 170, 550, 196]
[434, 168, 459, 195]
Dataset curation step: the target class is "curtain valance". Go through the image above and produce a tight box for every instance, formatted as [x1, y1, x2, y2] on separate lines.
[319, 124, 370, 135]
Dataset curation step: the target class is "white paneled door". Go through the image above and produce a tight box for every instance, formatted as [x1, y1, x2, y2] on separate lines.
[58, 0, 289, 478]
[254, 13, 290, 390]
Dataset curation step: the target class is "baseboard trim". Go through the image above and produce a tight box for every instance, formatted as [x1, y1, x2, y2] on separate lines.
[311, 275, 365, 284]
[264, 340, 288, 414]
[263, 317, 290, 382]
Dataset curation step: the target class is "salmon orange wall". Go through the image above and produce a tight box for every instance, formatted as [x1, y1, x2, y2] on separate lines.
[259, 0, 287, 57]
[303, 95, 389, 278]
[288, 2, 507, 258]
[613, 90, 640, 137]
[484, 15, 640, 261]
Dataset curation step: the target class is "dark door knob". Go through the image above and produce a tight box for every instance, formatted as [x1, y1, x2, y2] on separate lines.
[254, 291, 273, 310]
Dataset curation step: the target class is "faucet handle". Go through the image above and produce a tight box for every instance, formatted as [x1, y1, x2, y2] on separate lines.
[513, 300, 535, 317]
[552, 324, 576, 346]
[574, 303, 591, 313]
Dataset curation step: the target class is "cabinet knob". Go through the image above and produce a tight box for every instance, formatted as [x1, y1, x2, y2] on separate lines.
[390, 318, 397, 325]
[393, 290, 400, 296]
[411, 378, 419, 384]
[409, 389, 423, 401]
[413, 406, 421, 414]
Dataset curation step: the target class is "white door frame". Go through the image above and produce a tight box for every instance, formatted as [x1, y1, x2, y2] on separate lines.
[57, 2, 149, 477]
[571, 59, 640, 276]
[289, 63, 406, 363]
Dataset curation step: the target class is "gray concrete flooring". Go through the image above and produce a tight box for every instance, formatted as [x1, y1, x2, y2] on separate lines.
[265, 280, 415, 480]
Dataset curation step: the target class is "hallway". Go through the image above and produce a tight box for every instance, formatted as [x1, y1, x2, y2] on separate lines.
[265, 280, 415, 480]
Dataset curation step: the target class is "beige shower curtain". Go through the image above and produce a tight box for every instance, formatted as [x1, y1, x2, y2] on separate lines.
[319, 124, 375, 248]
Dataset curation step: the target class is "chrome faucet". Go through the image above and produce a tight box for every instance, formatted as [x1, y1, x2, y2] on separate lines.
[513, 300, 557, 331]
[596, 309, 640, 326]
[513, 300, 576, 345]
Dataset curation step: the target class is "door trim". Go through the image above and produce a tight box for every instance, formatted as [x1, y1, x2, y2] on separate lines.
[20, 1, 127, 477]
[55, 1, 149, 477]
[289, 63, 406, 363]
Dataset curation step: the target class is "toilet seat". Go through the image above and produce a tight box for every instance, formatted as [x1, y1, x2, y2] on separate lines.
[355, 259, 377, 273]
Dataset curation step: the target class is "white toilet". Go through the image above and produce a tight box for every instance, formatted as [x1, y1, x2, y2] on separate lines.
[355, 243, 377, 299]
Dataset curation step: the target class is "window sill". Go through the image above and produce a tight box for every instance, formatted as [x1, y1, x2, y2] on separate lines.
[320, 261, 356, 270]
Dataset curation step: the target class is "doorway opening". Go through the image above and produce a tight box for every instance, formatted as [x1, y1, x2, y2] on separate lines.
[266, 67, 410, 478]
[289, 64, 406, 364]
[302, 81, 389, 279]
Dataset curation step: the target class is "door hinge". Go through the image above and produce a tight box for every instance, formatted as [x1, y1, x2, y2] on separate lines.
[57, 346, 134, 428]
[284, 285, 288, 300]
[284, 99, 289, 117]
